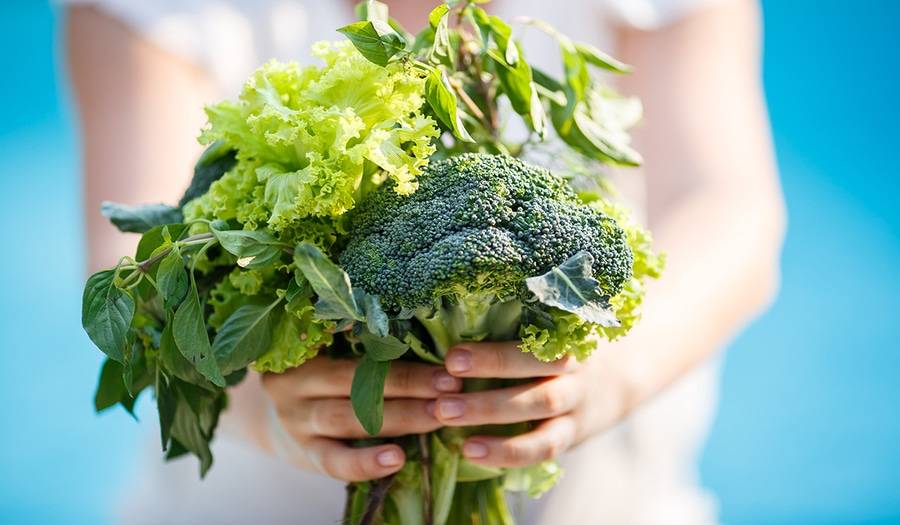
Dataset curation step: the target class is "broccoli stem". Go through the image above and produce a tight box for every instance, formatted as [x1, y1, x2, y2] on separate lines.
[415, 295, 523, 358]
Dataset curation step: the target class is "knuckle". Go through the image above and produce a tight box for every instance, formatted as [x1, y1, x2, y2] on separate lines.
[315, 404, 355, 436]
[501, 442, 528, 465]
[541, 439, 561, 461]
[346, 456, 370, 481]
[491, 346, 507, 373]
[392, 363, 413, 392]
[536, 387, 565, 415]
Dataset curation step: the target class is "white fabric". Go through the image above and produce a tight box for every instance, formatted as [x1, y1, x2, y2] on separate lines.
[60, 0, 731, 523]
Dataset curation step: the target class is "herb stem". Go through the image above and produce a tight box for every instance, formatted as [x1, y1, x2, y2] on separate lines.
[359, 474, 395, 525]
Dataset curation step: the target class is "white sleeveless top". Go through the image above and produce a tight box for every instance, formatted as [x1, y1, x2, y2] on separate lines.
[62, 0, 729, 523]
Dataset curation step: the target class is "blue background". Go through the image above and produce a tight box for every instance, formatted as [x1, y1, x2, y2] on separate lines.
[1, 2, 898, 524]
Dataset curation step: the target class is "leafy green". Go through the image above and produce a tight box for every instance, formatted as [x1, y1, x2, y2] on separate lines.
[82, 270, 134, 363]
[101, 202, 183, 234]
[294, 242, 363, 321]
[338, 20, 406, 66]
[172, 281, 226, 387]
[350, 354, 390, 435]
[359, 332, 409, 361]
[524, 251, 619, 327]
[157, 248, 189, 310]
[212, 299, 280, 375]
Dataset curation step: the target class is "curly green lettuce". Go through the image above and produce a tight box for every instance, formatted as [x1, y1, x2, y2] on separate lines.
[184, 41, 439, 232]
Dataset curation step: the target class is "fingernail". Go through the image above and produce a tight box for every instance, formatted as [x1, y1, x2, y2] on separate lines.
[376, 449, 402, 468]
[437, 398, 465, 419]
[433, 371, 462, 392]
[425, 400, 436, 417]
[446, 349, 472, 374]
[463, 441, 489, 459]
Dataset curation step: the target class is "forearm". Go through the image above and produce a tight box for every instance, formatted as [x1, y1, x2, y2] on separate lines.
[602, 0, 785, 415]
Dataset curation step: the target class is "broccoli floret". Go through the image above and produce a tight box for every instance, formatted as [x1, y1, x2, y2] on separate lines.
[340, 154, 635, 358]
[341, 154, 632, 309]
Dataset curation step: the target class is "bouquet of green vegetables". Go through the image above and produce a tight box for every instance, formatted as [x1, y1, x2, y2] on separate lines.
[81, 1, 663, 523]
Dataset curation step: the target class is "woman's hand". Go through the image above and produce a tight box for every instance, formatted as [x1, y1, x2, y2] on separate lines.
[262, 356, 462, 481]
[431, 342, 629, 468]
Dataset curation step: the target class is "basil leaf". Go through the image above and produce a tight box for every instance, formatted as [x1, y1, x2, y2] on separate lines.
[169, 380, 225, 477]
[159, 316, 214, 389]
[136, 224, 189, 261]
[574, 42, 632, 74]
[424, 69, 474, 142]
[524, 251, 619, 327]
[173, 281, 226, 387]
[157, 377, 177, 450]
[210, 224, 285, 269]
[94, 358, 128, 412]
[157, 248, 189, 310]
[350, 355, 390, 435]
[101, 202, 183, 234]
[487, 48, 545, 136]
[212, 301, 279, 375]
[427, 4, 453, 67]
[338, 20, 406, 67]
[359, 332, 409, 361]
[428, 4, 449, 29]
[294, 242, 363, 321]
[82, 270, 135, 363]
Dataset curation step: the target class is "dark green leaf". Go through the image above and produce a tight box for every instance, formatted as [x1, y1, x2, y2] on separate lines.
[173, 281, 226, 387]
[159, 317, 215, 389]
[179, 141, 237, 207]
[101, 202, 183, 234]
[524, 251, 619, 327]
[212, 301, 279, 375]
[294, 242, 363, 321]
[157, 377, 176, 450]
[487, 48, 545, 136]
[210, 223, 285, 269]
[82, 270, 135, 363]
[359, 332, 408, 361]
[531, 67, 568, 106]
[157, 248, 189, 310]
[337, 20, 406, 67]
[350, 355, 390, 435]
[574, 42, 632, 74]
[357, 291, 389, 337]
[136, 224, 189, 261]
[424, 69, 474, 142]
[94, 358, 127, 412]
[168, 380, 225, 477]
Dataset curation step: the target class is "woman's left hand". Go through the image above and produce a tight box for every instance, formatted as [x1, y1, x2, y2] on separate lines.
[430, 341, 630, 468]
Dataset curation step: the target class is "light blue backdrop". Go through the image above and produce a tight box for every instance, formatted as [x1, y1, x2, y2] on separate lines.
[0, 2, 897, 524]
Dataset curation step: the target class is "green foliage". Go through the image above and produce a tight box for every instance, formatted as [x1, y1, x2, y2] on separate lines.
[81, 0, 662, 513]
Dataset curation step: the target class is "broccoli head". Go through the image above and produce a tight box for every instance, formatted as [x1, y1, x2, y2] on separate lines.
[340, 153, 633, 313]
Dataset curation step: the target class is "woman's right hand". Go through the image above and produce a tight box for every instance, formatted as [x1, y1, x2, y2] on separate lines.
[261, 356, 462, 482]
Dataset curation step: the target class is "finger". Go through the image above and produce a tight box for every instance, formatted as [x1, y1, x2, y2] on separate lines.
[445, 342, 579, 378]
[303, 437, 405, 482]
[298, 399, 443, 439]
[262, 357, 462, 398]
[460, 416, 578, 468]
[432, 375, 582, 426]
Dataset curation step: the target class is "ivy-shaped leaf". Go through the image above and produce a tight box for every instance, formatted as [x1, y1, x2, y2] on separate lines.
[524, 251, 620, 327]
